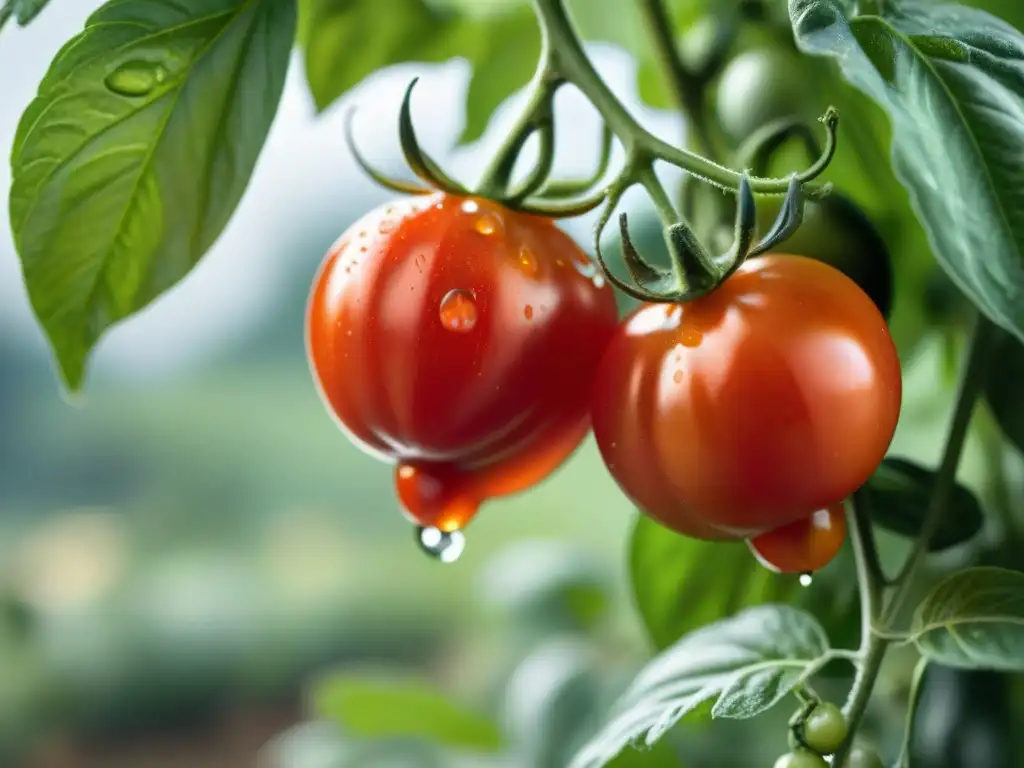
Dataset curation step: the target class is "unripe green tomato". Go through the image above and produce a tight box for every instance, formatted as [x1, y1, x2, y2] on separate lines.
[843, 744, 885, 768]
[754, 193, 894, 318]
[715, 48, 808, 143]
[773, 749, 829, 768]
[801, 702, 847, 754]
[678, 16, 725, 74]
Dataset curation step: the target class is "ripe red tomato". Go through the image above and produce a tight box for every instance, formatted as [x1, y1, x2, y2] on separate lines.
[749, 504, 847, 574]
[307, 193, 619, 533]
[591, 254, 901, 538]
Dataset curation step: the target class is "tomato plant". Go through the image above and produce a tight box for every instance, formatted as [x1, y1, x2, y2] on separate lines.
[306, 193, 618, 534]
[749, 504, 848, 575]
[591, 255, 901, 536]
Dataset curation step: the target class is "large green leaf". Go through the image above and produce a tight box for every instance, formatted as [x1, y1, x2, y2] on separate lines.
[863, 457, 985, 551]
[299, 0, 538, 143]
[630, 515, 859, 651]
[790, 0, 1024, 343]
[313, 671, 505, 751]
[570, 605, 829, 768]
[9, 0, 296, 390]
[912, 567, 1024, 671]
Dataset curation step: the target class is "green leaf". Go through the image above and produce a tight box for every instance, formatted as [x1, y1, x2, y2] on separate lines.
[1, 0, 51, 27]
[313, 671, 505, 752]
[606, 738, 685, 768]
[984, 334, 1024, 455]
[9, 0, 296, 391]
[912, 567, 1024, 671]
[570, 605, 829, 768]
[630, 515, 859, 651]
[300, 0, 538, 144]
[863, 457, 985, 551]
[790, 0, 1024, 343]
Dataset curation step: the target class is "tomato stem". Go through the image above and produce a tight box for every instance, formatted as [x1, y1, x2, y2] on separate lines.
[636, 0, 719, 160]
[894, 657, 929, 768]
[833, 313, 999, 765]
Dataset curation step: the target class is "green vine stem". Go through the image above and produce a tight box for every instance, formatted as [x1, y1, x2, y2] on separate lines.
[636, 0, 718, 159]
[832, 312, 999, 766]
[895, 657, 929, 768]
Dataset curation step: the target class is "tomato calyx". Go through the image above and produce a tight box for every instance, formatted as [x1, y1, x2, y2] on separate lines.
[595, 170, 809, 305]
[344, 78, 611, 221]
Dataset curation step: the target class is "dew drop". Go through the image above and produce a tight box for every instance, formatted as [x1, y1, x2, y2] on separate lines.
[461, 200, 480, 214]
[524, 304, 534, 321]
[517, 246, 539, 277]
[104, 60, 168, 97]
[799, 573, 813, 587]
[439, 289, 478, 332]
[378, 219, 397, 234]
[672, 370, 683, 384]
[414, 253, 426, 272]
[359, 246, 367, 253]
[474, 213, 503, 237]
[556, 259, 566, 268]
[592, 273, 606, 289]
[416, 526, 465, 563]
[572, 255, 597, 278]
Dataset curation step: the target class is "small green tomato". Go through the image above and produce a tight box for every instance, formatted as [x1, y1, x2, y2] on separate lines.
[842, 744, 885, 768]
[801, 701, 848, 755]
[773, 749, 829, 768]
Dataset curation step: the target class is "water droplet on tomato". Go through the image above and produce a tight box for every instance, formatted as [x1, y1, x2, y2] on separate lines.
[461, 200, 480, 214]
[414, 253, 426, 272]
[672, 370, 683, 384]
[104, 60, 168, 96]
[517, 246, 539, 276]
[378, 218, 397, 234]
[592, 273, 606, 289]
[799, 573, 813, 587]
[680, 327, 702, 347]
[524, 305, 534, 321]
[474, 213, 503, 237]
[439, 289, 478, 332]
[556, 259, 566, 268]
[572, 256, 597, 279]
[359, 246, 367, 253]
[416, 526, 465, 563]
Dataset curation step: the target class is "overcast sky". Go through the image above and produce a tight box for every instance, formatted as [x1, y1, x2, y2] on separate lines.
[0, 1, 682, 383]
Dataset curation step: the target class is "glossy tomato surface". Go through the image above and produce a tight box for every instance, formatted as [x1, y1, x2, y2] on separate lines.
[591, 254, 902, 538]
[749, 504, 847, 574]
[307, 193, 619, 531]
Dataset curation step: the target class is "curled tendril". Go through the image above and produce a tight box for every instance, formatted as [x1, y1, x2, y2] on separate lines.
[787, 107, 840, 189]
[398, 78, 470, 196]
[737, 117, 823, 178]
[343, 108, 431, 196]
[538, 123, 615, 200]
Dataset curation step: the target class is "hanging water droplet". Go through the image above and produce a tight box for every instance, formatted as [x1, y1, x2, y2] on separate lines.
[439, 289, 478, 332]
[473, 213, 503, 237]
[104, 60, 168, 97]
[672, 370, 683, 384]
[517, 246, 539, 277]
[799, 573, 813, 587]
[524, 304, 534, 321]
[378, 218, 397, 234]
[414, 253, 426, 272]
[461, 200, 480, 214]
[416, 526, 465, 563]
[592, 273, 606, 289]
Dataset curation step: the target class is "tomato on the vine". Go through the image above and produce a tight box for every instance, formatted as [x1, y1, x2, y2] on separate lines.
[773, 749, 828, 768]
[307, 193, 619, 536]
[715, 48, 808, 143]
[591, 254, 901, 539]
[749, 504, 847, 574]
[796, 701, 848, 755]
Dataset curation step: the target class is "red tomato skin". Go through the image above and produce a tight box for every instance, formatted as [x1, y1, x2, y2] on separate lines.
[591, 254, 902, 538]
[749, 504, 847, 573]
[306, 193, 619, 531]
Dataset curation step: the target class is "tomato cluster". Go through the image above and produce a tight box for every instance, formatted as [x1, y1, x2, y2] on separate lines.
[307, 193, 902, 569]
